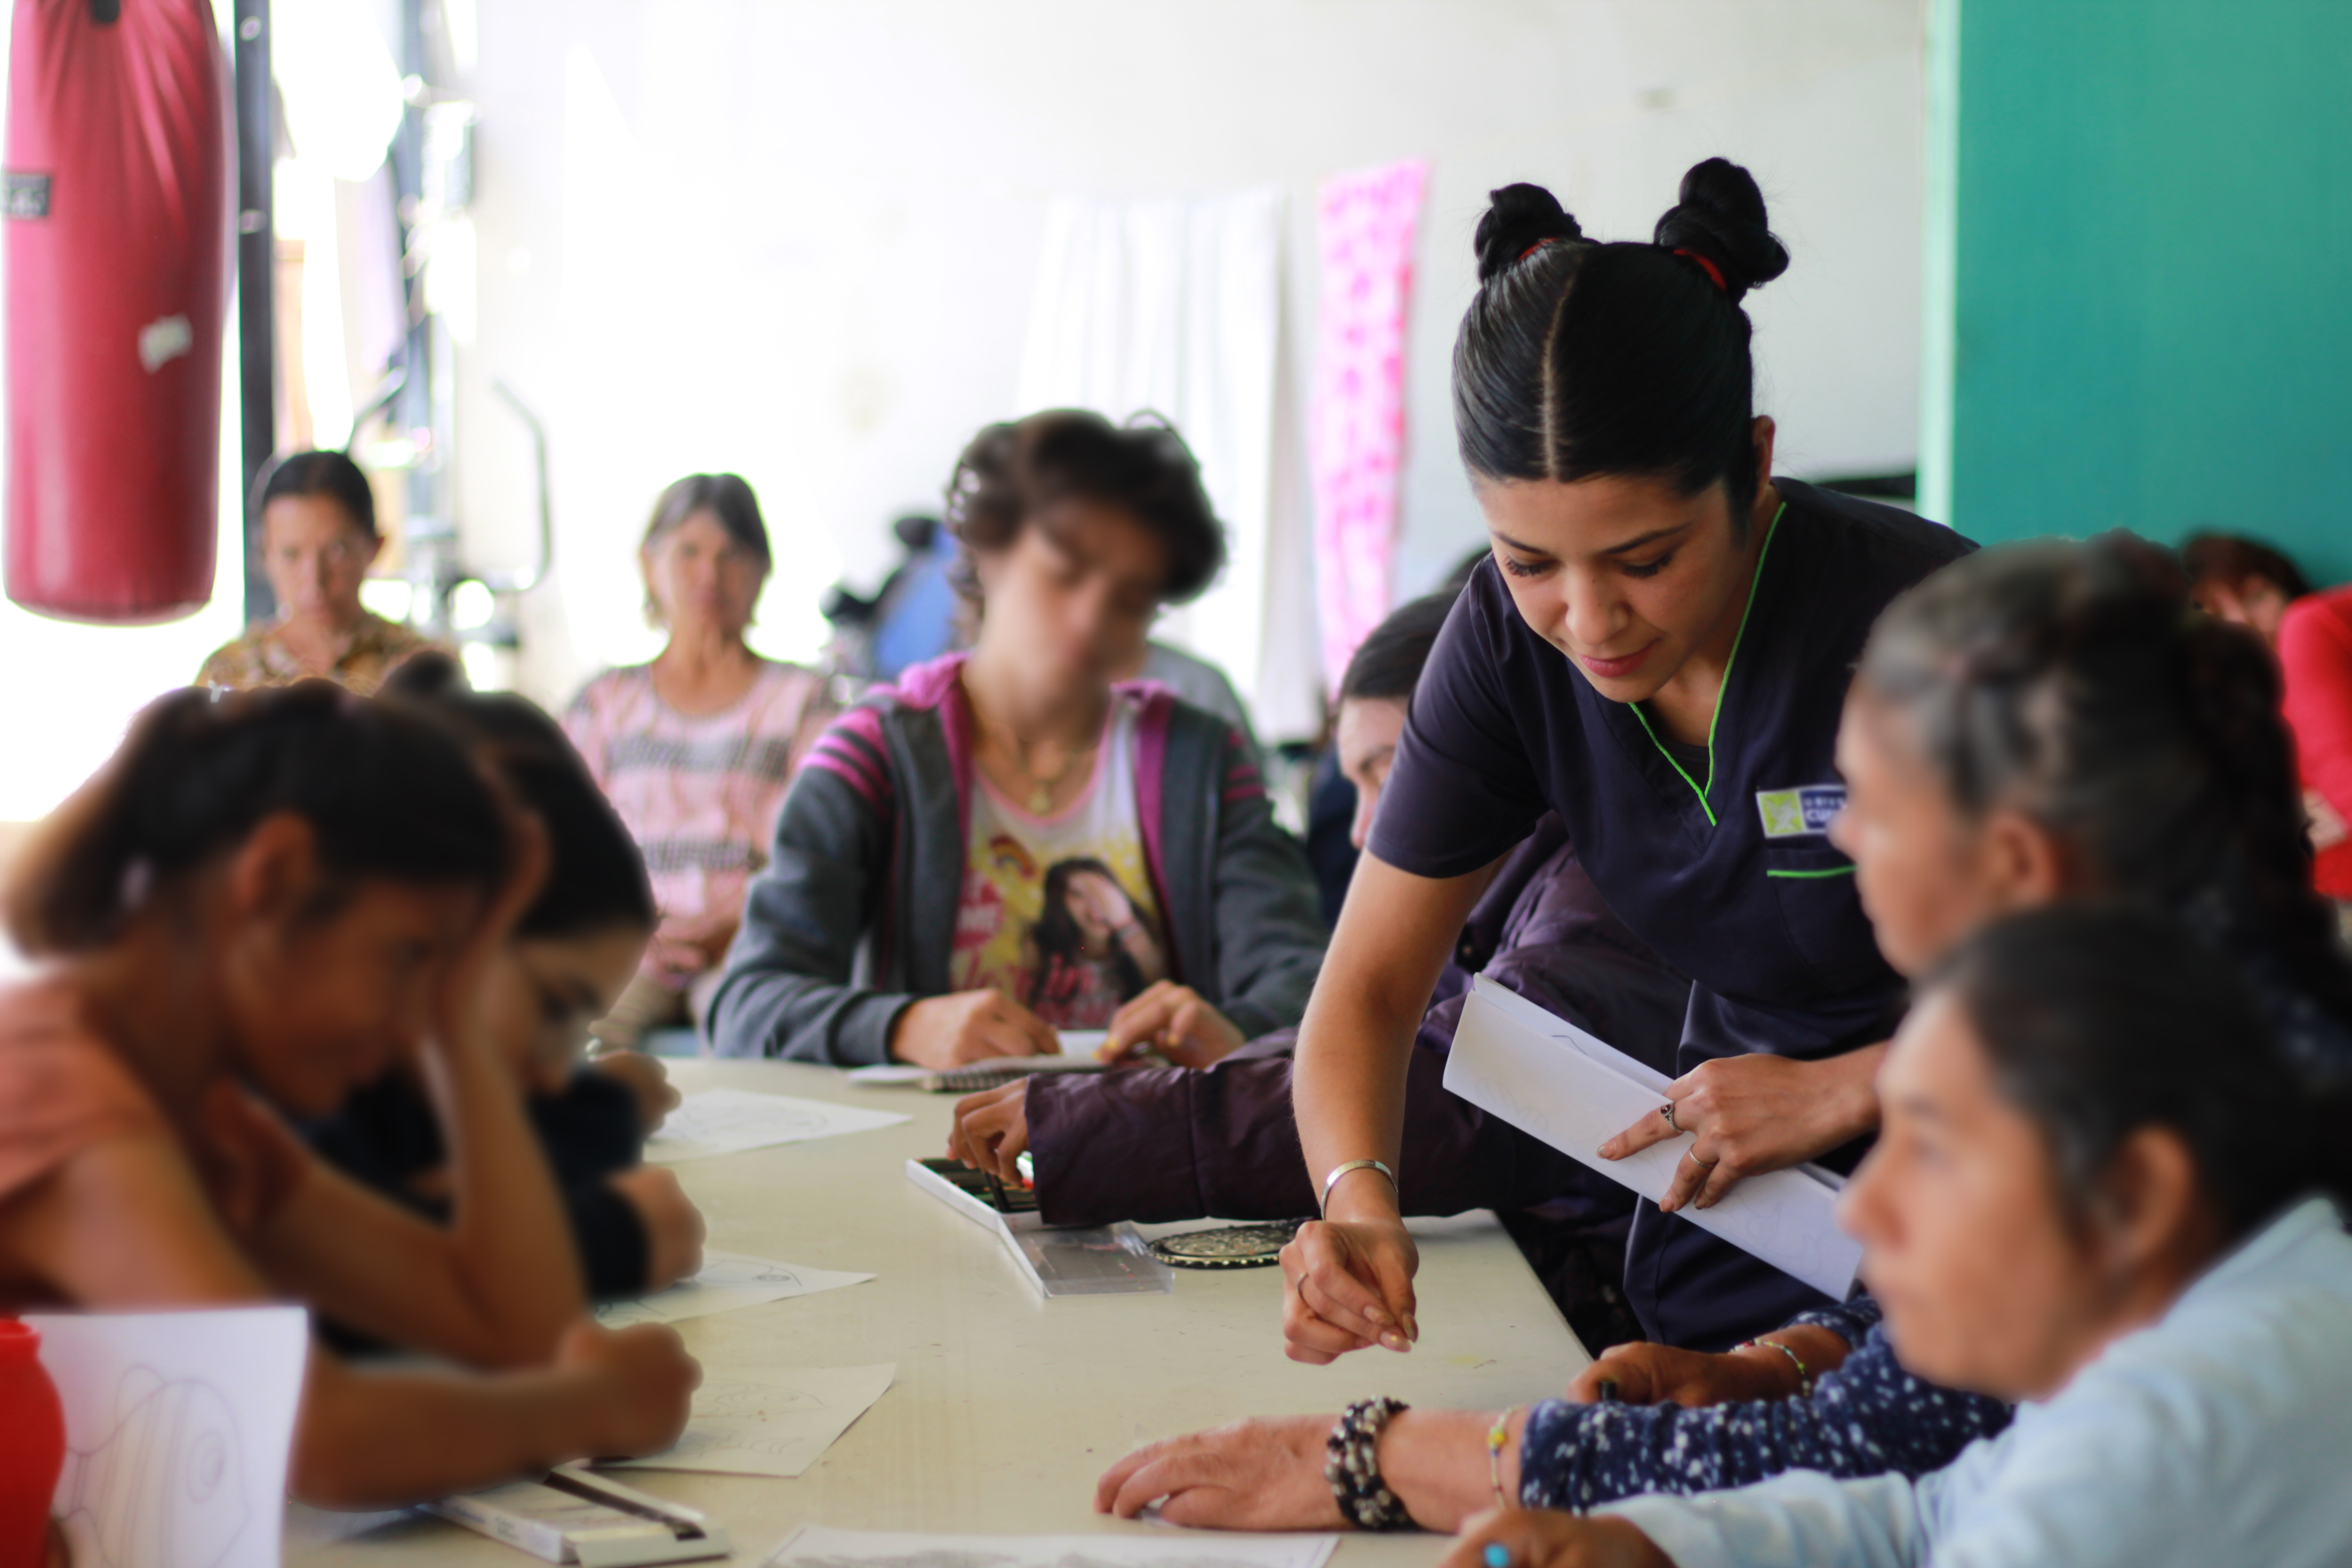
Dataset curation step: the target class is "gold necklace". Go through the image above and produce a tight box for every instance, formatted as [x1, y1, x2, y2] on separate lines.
[968, 690, 1096, 813]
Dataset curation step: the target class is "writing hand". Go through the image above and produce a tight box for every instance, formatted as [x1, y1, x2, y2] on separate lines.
[1102, 981, 1246, 1069]
[890, 989, 1057, 1068]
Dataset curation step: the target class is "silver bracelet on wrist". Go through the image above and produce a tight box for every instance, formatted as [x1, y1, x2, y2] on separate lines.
[1319, 1158, 1397, 1215]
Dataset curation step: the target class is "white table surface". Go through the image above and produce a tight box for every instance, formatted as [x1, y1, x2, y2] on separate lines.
[286, 1057, 1590, 1566]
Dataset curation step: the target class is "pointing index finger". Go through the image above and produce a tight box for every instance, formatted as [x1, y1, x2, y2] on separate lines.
[1600, 1100, 1685, 1161]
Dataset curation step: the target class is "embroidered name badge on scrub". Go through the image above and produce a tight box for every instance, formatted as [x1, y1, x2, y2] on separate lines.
[1755, 784, 1847, 839]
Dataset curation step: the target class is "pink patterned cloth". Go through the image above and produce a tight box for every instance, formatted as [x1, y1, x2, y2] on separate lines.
[1310, 159, 1428, 698]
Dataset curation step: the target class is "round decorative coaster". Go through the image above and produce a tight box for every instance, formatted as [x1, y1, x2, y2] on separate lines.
[1146, 1219, 1312, 1269]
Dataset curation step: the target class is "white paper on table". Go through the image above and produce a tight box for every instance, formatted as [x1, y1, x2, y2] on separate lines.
[600, 1363, 896, 1479]
[1444, 975, 1864, 1299]
[645, 1087, 909, 1162]
[595, 1250, 874, 1328]
[762, 1525, 1338, 1568]
[27, 1305, 307, 1568]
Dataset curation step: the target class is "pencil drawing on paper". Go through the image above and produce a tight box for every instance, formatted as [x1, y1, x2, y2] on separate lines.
[700, 1256, 813, 1288]
[699, 1376, 828, 1417]
[56, 1365, 250, 1568]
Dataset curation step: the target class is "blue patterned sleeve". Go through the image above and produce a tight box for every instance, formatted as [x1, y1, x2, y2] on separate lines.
[1786, 1290, 1886, 1348]
[1518, 1328, 2012, 1511]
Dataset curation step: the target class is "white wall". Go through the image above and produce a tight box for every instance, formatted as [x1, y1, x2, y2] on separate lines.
[451, 0, 1927, 723]
[0, 0, 1927, 827]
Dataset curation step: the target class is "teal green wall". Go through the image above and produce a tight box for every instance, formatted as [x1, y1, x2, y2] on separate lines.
[1921, 0, 2352, 586]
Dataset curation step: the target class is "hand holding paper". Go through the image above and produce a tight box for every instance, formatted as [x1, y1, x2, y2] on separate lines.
[1599, 1047, 1885, 1213]
[1443, 976, 1863, 1300]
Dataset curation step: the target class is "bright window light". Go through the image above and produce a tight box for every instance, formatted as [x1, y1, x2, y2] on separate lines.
[359, 578, 414, 622]
[451, 578, 496, 630]
[274, 0, 403, 183]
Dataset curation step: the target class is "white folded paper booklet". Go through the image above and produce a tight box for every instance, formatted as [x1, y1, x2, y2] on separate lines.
[1443, 975, 1864, 1299]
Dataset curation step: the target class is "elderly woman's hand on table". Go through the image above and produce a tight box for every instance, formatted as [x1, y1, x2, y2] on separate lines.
[1566, 1324, 1851, 1406]
[1096, 1416, 1345, 1529]
[1098, 1406, 1531, 1533]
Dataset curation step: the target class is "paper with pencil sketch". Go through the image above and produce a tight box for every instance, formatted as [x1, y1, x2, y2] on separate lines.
[27, 1305, 308, 1568]
[595, 1250, 874, 1329]
[600, 1362, 896, 1479]
[1443, 975, 1863, 1299]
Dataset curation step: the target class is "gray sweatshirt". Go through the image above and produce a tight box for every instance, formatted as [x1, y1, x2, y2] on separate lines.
[706, 652, 1327, 1064]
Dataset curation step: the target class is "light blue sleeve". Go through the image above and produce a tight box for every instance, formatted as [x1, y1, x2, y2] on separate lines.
[1595, 1470, 1929, 1568]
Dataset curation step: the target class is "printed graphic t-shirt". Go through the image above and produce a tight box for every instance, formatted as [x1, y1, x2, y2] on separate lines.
[951, 704, 1169, 1029]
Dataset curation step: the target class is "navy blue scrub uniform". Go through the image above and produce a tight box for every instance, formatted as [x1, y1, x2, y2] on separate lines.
[1370, 480, 1976, 1349]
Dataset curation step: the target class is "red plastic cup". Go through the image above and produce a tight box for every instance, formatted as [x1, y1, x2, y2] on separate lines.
[0, 1319, 65, 1565]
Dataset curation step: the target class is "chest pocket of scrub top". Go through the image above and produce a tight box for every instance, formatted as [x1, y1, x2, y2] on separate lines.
[1764, 842, 1884, 993]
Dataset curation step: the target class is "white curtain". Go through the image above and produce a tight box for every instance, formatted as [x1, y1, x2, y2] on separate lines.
[1015, 188, 1321, 741]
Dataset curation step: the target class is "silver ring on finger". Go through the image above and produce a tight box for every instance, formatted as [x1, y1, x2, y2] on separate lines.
[1660, 1101, 1680, 1132]
[1682, 1147, 1719, 1168]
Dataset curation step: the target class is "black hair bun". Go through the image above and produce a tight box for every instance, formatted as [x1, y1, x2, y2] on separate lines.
[1474, 183, 1585, 284]
[1653, 157, 1789, 304]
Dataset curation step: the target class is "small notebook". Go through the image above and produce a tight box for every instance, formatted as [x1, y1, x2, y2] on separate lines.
[912, 1058, 1110, 1093]
[904, 1158, 1171, 1296]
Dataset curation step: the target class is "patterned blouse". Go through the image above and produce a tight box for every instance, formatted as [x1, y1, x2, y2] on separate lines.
[194, 611, 440, 696]
[1517, 1296, 2014, 1511]
[562, 660, 833, 948]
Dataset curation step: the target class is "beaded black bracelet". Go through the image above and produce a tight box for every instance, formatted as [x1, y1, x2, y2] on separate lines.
[1324, 1396, 1415, 1531]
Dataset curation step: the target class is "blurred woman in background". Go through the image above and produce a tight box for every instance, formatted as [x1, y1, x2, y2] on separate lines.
[2180, 532, 2352, 915]
[564, 473, 833, 1050]
[196, 450, 437, 695]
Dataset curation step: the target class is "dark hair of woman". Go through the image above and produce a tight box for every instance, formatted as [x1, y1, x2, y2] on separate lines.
[1454, 158, 1789, 529]
[1926, 902, 2320, 1239]
[1857, 533, 2352, 1065]
[1029, 856, 1147, 1008]
[259, 449, 378, 539]
[641, 474, 774, 629]
[384, 654, 656, 940]
[1338, 587, 1462, 706]
[944, 409, 1227, 607]
[5, 681, 511, 956]
[2179, 532, 2313, 602]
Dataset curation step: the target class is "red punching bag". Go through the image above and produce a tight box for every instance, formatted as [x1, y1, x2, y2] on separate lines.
[5, 0, 230, 624]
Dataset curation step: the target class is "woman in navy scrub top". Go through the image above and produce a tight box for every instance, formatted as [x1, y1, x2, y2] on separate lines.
[1284, 162, 1975, 1358]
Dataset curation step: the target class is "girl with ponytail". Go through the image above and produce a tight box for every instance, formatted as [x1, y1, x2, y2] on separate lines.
[1285, 159, 1977, 1360]
[0, 683, 695, 1506]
